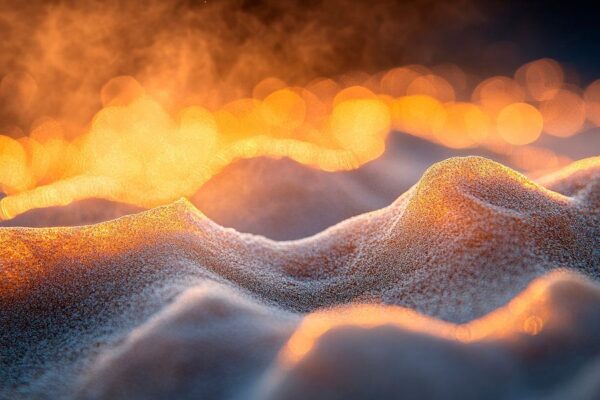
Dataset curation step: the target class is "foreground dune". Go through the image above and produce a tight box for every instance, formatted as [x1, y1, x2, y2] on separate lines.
[1, 156, 599, 399]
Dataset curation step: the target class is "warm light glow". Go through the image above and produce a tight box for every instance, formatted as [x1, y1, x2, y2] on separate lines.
[0, 58, 596, 220]
[279, 271, 565, 366]
[473, 76, 525, 117]
[584, 79, 600, 126]
[433, 102, 490, 148]
[539, 89, 586, 137]
[406, 74, 455, 103]
[515, 58, 564, 101]
[496, 103, 543, 145]
[390, 95, 446, 139]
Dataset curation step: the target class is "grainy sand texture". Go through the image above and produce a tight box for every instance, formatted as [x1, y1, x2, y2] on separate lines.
[1, 156, 599, 400]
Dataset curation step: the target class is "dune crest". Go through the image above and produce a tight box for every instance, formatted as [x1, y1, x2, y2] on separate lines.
[1, 156, 599, 399]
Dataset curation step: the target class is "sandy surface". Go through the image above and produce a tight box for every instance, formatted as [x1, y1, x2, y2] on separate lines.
[1, 155, 599, 399]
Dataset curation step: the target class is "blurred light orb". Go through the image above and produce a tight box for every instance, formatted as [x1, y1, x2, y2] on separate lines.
[406, 74, 455, 103]
[584, 79, 600, 126]
[515, 58, 564, 101]
[433, 103, 490, 148]
[539, 89, 586, 137]
[472, 76, 525, 117]
[496, 103, 543, 145]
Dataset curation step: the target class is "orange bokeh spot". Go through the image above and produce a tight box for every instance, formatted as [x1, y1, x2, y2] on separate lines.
[101, 76, 145, 107]
[261, 89, 307, 134]
[0, 136, 31, 194]
[515, 58, 564, 101]
[406, 74, 455, 103]
[496, 103, 543, 145]
[333, 86, 378, 106]
[472, 76, 525, 117]
[379, 66, 425, 97]
[539, 89, 586, 137]
[252, 77, 288, 100]
[522, 315, 544, 336]
[305, 78, 341, 105]
[390, 95, 446, 138]
[432, 64, 467, 98]
[584, 79, 600, 126]
[433, 103, 490, 148]
[330, 98, 390, 164]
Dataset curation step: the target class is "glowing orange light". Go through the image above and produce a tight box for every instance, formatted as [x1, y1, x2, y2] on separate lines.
[406, 74, 455, 103]
[539, 89, 586, 137]
[0, 59, 596, 220]
[279, 271, 568, 367]
[390, 95, 446, 138]
[584, 79, 600, 126]
[379, 66, 424, 97]
[472, 76, 525, 117]
[433, 102, 490, 148]
[496, 103, 543, 145]
[515, 58, 564, 101]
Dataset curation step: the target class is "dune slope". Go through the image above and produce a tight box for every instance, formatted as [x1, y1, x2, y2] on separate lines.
[1, 156, 599, 399]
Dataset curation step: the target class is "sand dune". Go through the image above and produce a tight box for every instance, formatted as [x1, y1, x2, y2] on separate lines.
[1, 156, 599, 399]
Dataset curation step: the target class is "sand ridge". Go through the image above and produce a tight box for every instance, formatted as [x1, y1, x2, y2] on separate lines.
[1, 156, 599, 399]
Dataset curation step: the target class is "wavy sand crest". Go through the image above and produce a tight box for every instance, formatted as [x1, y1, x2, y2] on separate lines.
[1, 156, 599, 399]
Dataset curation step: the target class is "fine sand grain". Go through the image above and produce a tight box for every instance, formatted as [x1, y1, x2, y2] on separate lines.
[1, 156, 599, 399]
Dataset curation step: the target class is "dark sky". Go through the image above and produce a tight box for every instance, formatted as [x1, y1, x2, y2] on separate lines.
[450, 0, 600, 83]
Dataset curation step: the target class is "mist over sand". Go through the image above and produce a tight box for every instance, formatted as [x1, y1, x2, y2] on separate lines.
[0, 0, 491, 133]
